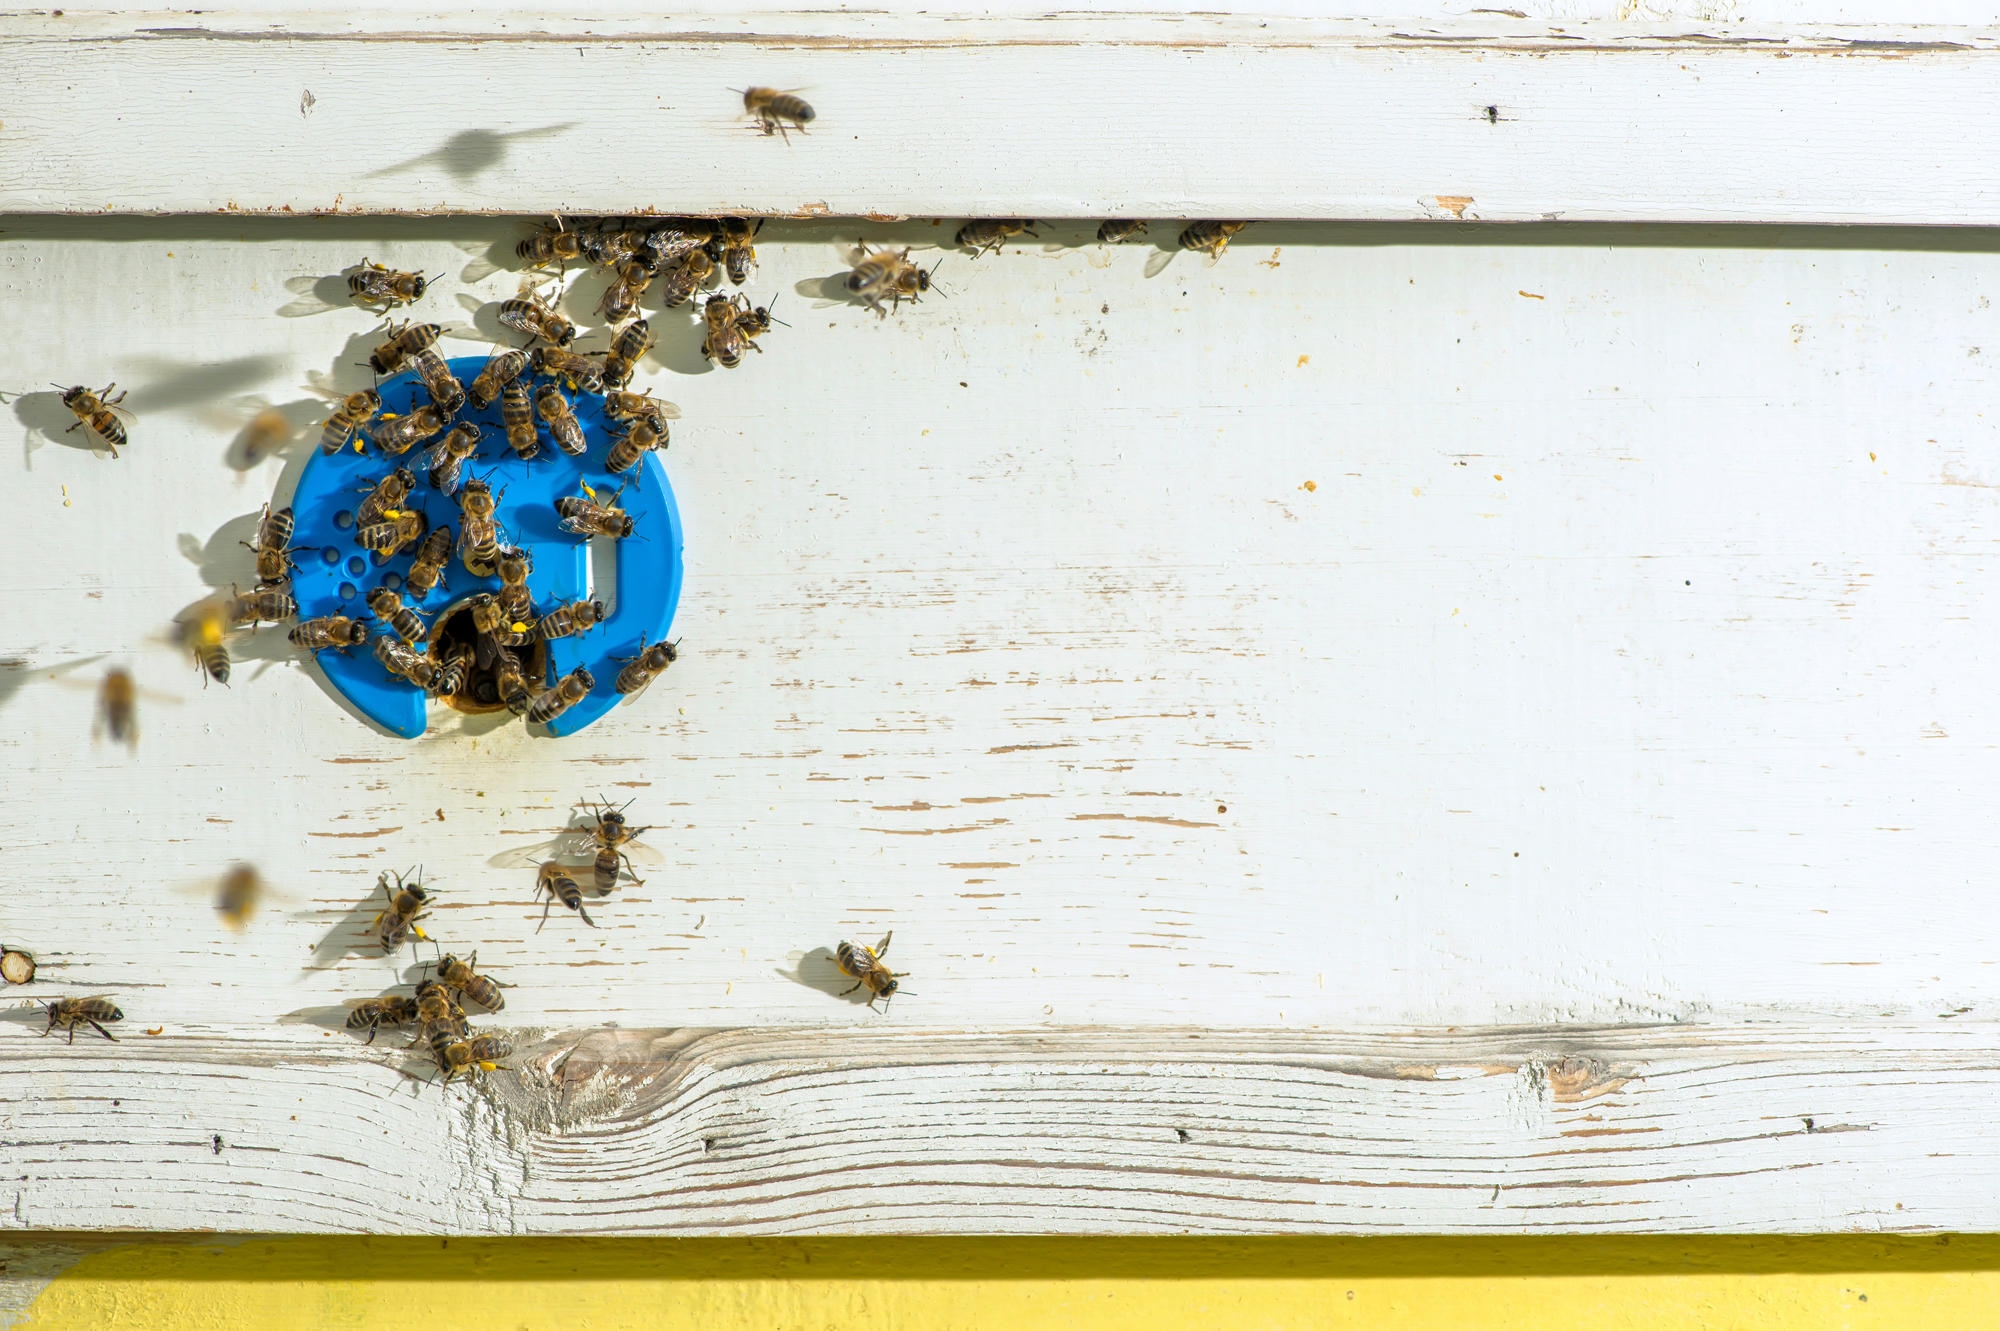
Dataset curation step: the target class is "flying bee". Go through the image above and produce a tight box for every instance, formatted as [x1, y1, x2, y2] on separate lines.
[345, 993, 420, 1045]
[289, 614, 370, 656]
[536, 598, 607, 641]
[596, 258, 655, 323]
[409, 347, 465, 415]
[499, 380, 541, 462]
[712, 216, 762, 285]
[240, 503, 298, 586]
[356, 467, 417, 527]
[844, 243, 933, 318]
[739, 86, 815, 138]
[369, 868, 431, 951]
[466, 347, 530, 410]
[604, 391, 678, 432]
[174, 594, 232, 687]
[458, 479, 502, 575]
[516, 216, 585, 268]
[319, 388, 383, 455]
[601, 318, 650, 391]
[436, 1034, 513, 1085]
[225, 583, 296, 626]
[434, 951, 509, 1012]
[357, 508, 427, 560]
[613, 636, 679, 695]
[366, 586, 428, 647]
[214, 863, 266, 929]
[835, 932, 907, 1010]
[495, 552, 534, 625]
[374, 632, 441, 690]
[955, 219, 1038, 256]
[58, 382, 130, 457]
[526, 666, 595, 727]
[367, 320, 442, 376]
[404, 524, 455, 598]
[536, 861, 595, 929]
[535, 382, 587, 456]
[531, 345, 605, 395]
[1178, 220, 1249, 260]
[347, 258, 431, 309]
[658, 247, 714, 310]
[368, 405, 447, 456]
[1097, 220, 1148, 244]
[604, 413, 667, 474]
[240, 407, 292, 464]
[425, 422, 482, 497]
[493, 646, 534, 715]
[498, 282, 577, 346]
[556, 486, 634, 540]
[95, 667, 136, 748]
[577, 796, 653, 892]
[39, 996, 123, 1044]
[430, 643, 472, 699]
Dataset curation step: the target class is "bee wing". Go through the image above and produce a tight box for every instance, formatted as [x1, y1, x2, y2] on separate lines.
[490, 835, 586, 869]
[618, 837, 666, 866]
[1142, 249, 1178, 280]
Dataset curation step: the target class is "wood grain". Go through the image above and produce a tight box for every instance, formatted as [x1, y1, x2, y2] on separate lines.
[6, 12, 2000, 220]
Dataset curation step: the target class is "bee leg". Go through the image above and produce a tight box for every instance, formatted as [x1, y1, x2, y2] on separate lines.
[64, 419, 83, 434]
[578, 903, 597, 928]
[876, 930, 894, 957]
[838, 981, 864, 998]
[537, 894, 553, 932]
[365, 1025, 379, 1046]
[412, 926, 428, 941]
[89, 1020, 118, 1042]
[67, 1023, 77, 1045]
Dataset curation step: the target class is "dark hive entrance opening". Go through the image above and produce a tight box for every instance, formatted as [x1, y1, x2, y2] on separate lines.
[428, 597, 548, 714]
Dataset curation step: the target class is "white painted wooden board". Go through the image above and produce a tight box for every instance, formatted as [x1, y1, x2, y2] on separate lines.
[5, 215, 2000, 1230]
[7, 12, 2000, 222]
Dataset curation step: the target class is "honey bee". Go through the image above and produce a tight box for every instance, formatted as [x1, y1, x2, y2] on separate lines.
[368, 320, 442, 377]
[613, 636, 679, 695]
[368, 406, 447, 456]
[536, 861, 595, 928]
[596, 258, 656, 323]
[374, 631, 442, 690]
[289, 613, 370, 656]
[369, 868, 431, 951]
[430, 643, 472, 700]
[470, 591, 532, 652]
[835, 932, 907, 1010]
[739, 86, 815, 138]
[319, 388, 383, 455]
[736, 295, 784, 340]
[409, 347, 466, 415]
[356, 467, 417, 527]
[366, 586, 429, 647]
[434, 951, 508, 1012]
[240, 407, 292, 463]
[424, 422, 482, 497]
[535, 598, 607, 641]
[499, 380, 541, 462]
[955, 219, 1037, 256]
[526, 665, 595, 727]
[39, 996, 123, 1043]
[702, 319, 754, 369]
[640, 220, 717, 271]
[498, 283, 577, 346]
[1178, 220, 1248, 260]
[658, 247, 714, 310]
[59, 382, 130, 457]
[493, 646, 534, 715]
[241, 503, 298, 586]
[531, 345, 605, 395]
[436, 1033, 513, 1085]
[466, 348, 530, 412]
[174, 594, 232, 687]
[95, 667, 136, 748]
[578, 225, 646, 269]
[601, 318, 651, 391]
[604, 413, 667, 475]
[345, 993, 420, 1044]
[1097, 220, 1148, 244]
[458, 479, 502, 576]
[226, 583, 297, 626]
[409, 978, 466, 1046]
[604, 391, 678, 432]
[357, 508, 428, 560]
[578, 797, 651, 892]
[711, 216, 762, 285]
[348, 258, 431, 309]
[214, 863, 266, 929]
[495, 552, 534, 625]
[845, 243, 933, 317]
[556, 487, 634, 540]
[517, 216, 585, 269]
[535, 382, 587, 457]
[404, 524, 454, 598]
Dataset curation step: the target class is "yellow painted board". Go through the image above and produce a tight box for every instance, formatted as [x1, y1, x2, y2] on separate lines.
[9, 1236, 2000, 1331]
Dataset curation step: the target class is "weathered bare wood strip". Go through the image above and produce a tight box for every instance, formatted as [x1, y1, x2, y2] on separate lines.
[4, 1023, 1999, 1234]
[4, 13, 2000, 219]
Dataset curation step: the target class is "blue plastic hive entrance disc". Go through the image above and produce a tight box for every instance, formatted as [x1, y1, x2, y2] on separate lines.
[285, 356, 683, 738]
